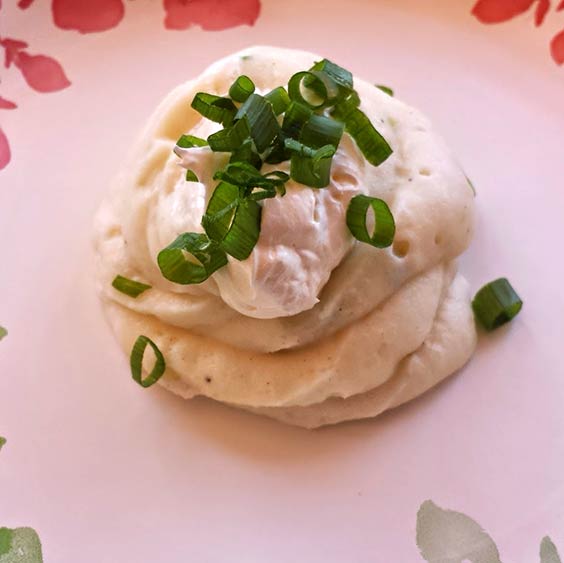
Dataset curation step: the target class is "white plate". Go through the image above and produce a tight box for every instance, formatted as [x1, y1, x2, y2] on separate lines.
[1, 0, 563, 560]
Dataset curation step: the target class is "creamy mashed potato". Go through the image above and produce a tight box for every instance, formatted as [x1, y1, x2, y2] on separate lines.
[94, 46, 477, 428]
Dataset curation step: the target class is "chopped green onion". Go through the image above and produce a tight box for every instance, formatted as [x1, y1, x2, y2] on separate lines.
[191, 92, 237, 125]
[235, 94, 280, 152]
[207, 117, 250, 152]
[112, 275, 152, 298]
[346, 194, 395, 247]
[157, 233, 227, 284]
[202, 181, 262, 260]
[285, 138, 336, 189]
[0, 437, 5, 450]
[311, 59, 354, 91]
[130, 335, 166, 388]
[185, 169, 199, 182]
[0, 326, 6, 341]
[229, 75, 255, 103]
[332, 99, 393, 166]
[299, 114, 344, 149]
[288, 70, 339, 109]
[176, 134, 208, 148]
[214, 162, 288, 196]
[282, 102, 312, 139]
[202, 182, 240, 242]
[229, 139, 262, 169]
[472, 278, 523, 331]
[264, 86, 291, 115]
[376, 84, 394, 96]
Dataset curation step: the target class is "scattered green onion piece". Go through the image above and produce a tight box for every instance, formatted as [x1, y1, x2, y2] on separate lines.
[202, 181, 261, 260]
[282, 102, 313, 139]
[220, 198, 261, 260]
[299, 114, 344, 149]
[213, 162, 288, 196]
[157, 233, 227, 284]
[130, 335, 166, 388]
[311, 59, 354, 91]
[191, 92, 237, 125]
[0, 437, 5, 450]
[112, 275, 152, 298]
[376, 84, 394, 96]
[0, 326, 6, 341]
[346, 195, 395, 248]
[207, 117, 251, 152]
[185, 169, 199, 182]
[202, 182, 240, 242]
[264, 86, 291, 115]
[229, 139, 262, 169]
[264, 139, 289, 165]
[285, 138, 336, 189]
[229, 75, 255, 103]
[235, 94, 280, 152]
[288, 70, 339, 109]
[472, 278, 523, 331]
[176, 134, 208, 149]
[332, 100, 393, 166]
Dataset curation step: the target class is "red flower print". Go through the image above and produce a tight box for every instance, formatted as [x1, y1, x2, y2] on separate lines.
[51, 0, 125, 34]
[163, 0, 261, 31]
[1, 38, 71, 93]
[550, 29, 564, 63]
[0, 96, 17, 109]
[0, 127, 10, 170]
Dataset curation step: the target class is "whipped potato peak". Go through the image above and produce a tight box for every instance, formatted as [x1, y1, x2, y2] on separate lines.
[95, 46, 477, 427]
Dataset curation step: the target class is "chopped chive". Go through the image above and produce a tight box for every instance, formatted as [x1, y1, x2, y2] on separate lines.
[472, 278, 523, 331]
[376, 84, 394, 96]
[0, 437, 6, 451]
[288, 70, 339, 109]
[207, 117, 251, 152]
[185, 169, 199, 182]
[130, 335, 166, 388]
[285, 139, 336, 189]
[229, 75, 255, 103]
[229, 139, 262, 169]
[346, 195, 395, 248]
[311, 59, 354, 91]
[282, 101, 313, 139]
[191, 92, 237, 125]
[112, 275, 152, 298]
[332, 99, 393, 166]
[235, 94, 280, 152]
[299, 114, 344, 149]
[0, 326, 6, 341]
[264, 86, 291, 115]
[176, 134, 208, 149]
[157, 233, 227, 285]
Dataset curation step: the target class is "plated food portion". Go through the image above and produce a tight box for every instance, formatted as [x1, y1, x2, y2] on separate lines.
[93, 46, 517, 428]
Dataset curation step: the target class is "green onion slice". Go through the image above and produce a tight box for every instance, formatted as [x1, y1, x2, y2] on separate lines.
[288, 70, 339, 109]
[376, 85, 394, 96]
[332, 99, 393, 166]
[207, 117, 250, 152]
[130, 335, 166, 388]
[299, 114, 344, 149]
[191, 92, 237, 125]
[264, 86, 291, 115]
[0, 436, 6, 450]
[176, 135, 208, 149]
[202, 181, 262, 260]
[229, 75, 255, 103]
[0, 326, 6, 341]
[157, 233, 227, 284]
[472, 278, 523, 331]
[311, 59, 354, 91]
[235, 94, 280, 152]
[282, 101, 313, 139]
[112, 275, 152, 298]
[346, 194, 395, 248]
[185, 169, 199, 182]
[229, 138, 262, 169]
[285, 138, 336, 189]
